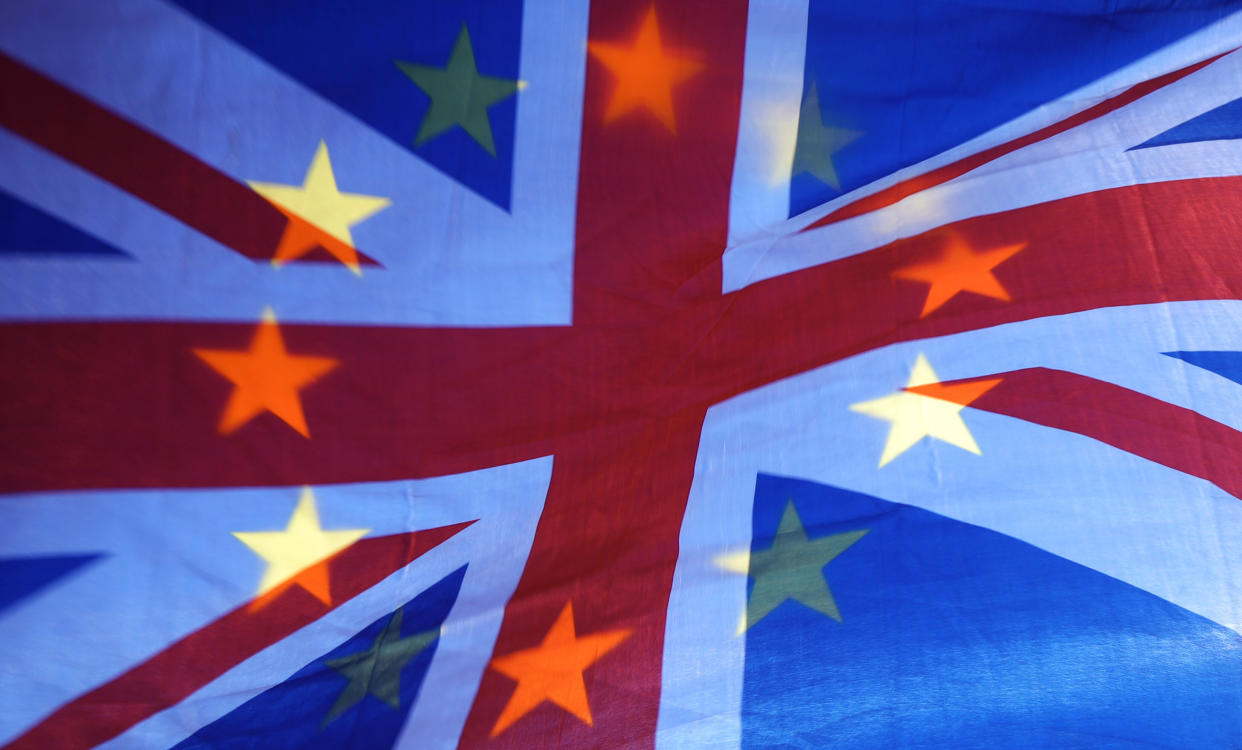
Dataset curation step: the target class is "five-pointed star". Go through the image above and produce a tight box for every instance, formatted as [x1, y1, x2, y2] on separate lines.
[192, 308, 339, 438]
[717, 501, 867, 632]
[587, 7, 704, 133]
[488, 601, 630, 737]
[850, 354, 999, 467]
[232, 487, 369, 606]
[322, 608, 438, 726]
[893, 236, 1027, 317]
[395, 25, 520, 157]
[248, 141, 390, 274]
[793, 82, 862, 191]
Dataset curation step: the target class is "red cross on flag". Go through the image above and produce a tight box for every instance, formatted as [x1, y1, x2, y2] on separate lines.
[2, 1, 1242, 748]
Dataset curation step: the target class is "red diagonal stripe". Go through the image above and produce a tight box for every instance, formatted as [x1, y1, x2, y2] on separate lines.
[0, 52, 377, 267]
[702, 175, 1242, 401]
[5, 521, 472, 750]
[801, 51, 1227, 230]
[925, 367, 1242, 501]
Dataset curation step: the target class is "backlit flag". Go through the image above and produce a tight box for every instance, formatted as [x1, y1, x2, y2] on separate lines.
[1, 1, 1241, 748]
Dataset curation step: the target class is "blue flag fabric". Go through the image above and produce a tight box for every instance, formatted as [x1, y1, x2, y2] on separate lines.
[174, 567, 466, 750]
[0, 189, 130, 258]
[0, 554, 102, 613]
[790, 0, 1234, 214]
[170, 0, 524, 209]
[1130, 95, 1242, 149]
[742, 474, 1242, 749]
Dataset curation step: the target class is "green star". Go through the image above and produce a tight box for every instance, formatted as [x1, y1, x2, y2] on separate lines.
[743, 501, 868, 630]
[395, 25, 519, 157]
[321, 609, 438, 726]
[792, 82, 862, 191]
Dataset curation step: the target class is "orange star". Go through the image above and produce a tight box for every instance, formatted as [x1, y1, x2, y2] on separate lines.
[192, 309, 340, 438]
[905, 376, 1002, 408]
[269, 209, 362, 271]
[893, 237, 1026, 317]
[586, 6, 704, 133]
[489, 601, 631, 737]
[250, 560, 332, 610]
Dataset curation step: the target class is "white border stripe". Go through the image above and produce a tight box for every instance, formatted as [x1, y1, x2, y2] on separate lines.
[725, 7, 1242, 293]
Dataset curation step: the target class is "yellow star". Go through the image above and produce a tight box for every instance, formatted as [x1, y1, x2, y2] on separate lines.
[849, 354, 997, 467]
[715, 547, 756, 636]
[232, 487, 369, 607]
[756, 97, 802, 186]
[248, 141, 391, 274]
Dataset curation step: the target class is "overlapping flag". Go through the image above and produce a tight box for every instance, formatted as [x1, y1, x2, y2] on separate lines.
[2, 0, 1241, 747]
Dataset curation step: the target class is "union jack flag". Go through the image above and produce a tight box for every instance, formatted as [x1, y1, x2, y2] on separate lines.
[2, 1, 1241, 748]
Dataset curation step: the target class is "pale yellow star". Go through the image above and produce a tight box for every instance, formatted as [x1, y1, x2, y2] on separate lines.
[849, 354, 988, 467]
[715, 548, 751, 576]
[755, 98, 800, 186]
[232, 487, 369, 606]
[248, 141, 391, 274]
[715, 547, 754, 635]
